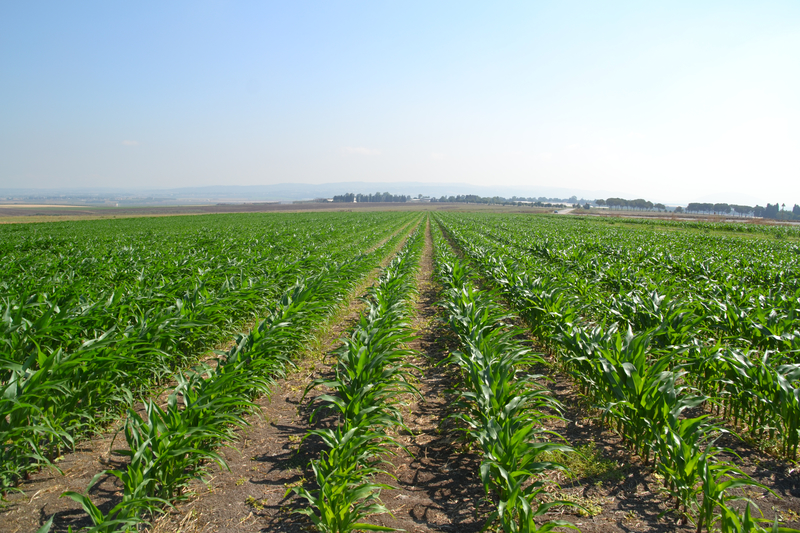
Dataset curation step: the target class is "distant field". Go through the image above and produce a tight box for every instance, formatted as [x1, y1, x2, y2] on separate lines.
[0, 201, 553, 223]
[0, 203, 85, 208]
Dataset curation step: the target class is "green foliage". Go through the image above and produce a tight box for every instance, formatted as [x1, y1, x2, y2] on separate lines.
[1, 212, 416, 491]
[436, 212, 800, 532]
[294, 225, 425, 532]
[434, 236, 578, 533]
[543, 442, 623, 482]
[15, 213, 421, 530]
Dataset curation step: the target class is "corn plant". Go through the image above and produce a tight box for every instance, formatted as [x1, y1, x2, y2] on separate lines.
[295, 226, 425, 532]
[292, 427, 398, 533]
[435, 212, 798, 532]
[434, 236, 577, 533]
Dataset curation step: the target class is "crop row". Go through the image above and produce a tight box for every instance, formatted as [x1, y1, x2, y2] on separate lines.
[292, 224, 425, 532]
[53, 216, 424, 532]
[436, 214, 798, 532]
[0, 212, 415, 491]
[433, 225, 576, 533]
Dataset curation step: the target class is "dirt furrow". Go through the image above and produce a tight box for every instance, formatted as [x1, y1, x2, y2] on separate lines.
[361, 217, 487, 533]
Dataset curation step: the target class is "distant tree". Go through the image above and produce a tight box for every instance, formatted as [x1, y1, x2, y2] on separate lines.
[688, 202, 715, 214]
[583, 203, 591, 210]
[595, 199, 606, 206]
[335, 191, 410, 203]
[713, 203, 731, 214]
[607, 197, 628, 209]
[674, 206, 684, 213]
[654, 203, 666, 211]
[765, 203, 780, 219]
[333, 193, 356, 203]
[793, 204, 800, 219]
[732, 205, 752, 216]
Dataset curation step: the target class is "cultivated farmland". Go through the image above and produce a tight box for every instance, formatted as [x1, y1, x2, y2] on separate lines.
[3, 211, 800, 533]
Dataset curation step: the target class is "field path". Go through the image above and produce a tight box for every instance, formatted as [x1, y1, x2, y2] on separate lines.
[355, 217, 487, 532]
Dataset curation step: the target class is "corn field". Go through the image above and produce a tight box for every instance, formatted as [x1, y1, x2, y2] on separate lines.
[435, 212, 800, 533]
[3, 211, 800, 532]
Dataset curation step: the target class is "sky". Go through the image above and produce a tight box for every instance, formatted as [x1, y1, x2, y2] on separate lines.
[1, 1, 799, 205]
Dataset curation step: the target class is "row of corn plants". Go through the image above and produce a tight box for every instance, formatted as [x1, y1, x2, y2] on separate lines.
[690, 349, 800, 459]
[0, 212, 415, 492]
[432, 226, 577, 533]
[46, 219, 422, 533]
[436, 215, 798, 533]
[292, 224, 425, 533]
[436, 213, 798, 350]
[587, 215, 800, 240]
[436, 213, 800, 461]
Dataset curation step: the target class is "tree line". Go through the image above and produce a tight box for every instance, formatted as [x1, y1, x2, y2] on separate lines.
[332, 192, 411, 203]
[430, 195, 568, 207]
[596, 197, 800, 220]
[331, 192, 800, 220]
[683, 202, 800, 220]
[595, 198, 668, 211]
[331, 192, 571, 207]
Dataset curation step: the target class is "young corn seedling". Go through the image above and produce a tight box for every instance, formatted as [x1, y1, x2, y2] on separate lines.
[434, 247, 578, 533]
[290, 427, 398, 533]
[295, 227, 424, 532]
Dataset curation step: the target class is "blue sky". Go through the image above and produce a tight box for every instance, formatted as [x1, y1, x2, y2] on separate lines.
[1, 1, 799, 205]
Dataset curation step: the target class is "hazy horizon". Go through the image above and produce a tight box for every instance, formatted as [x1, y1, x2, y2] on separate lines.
[2, 2, 798, 206]
[0, 181, 783, 208]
